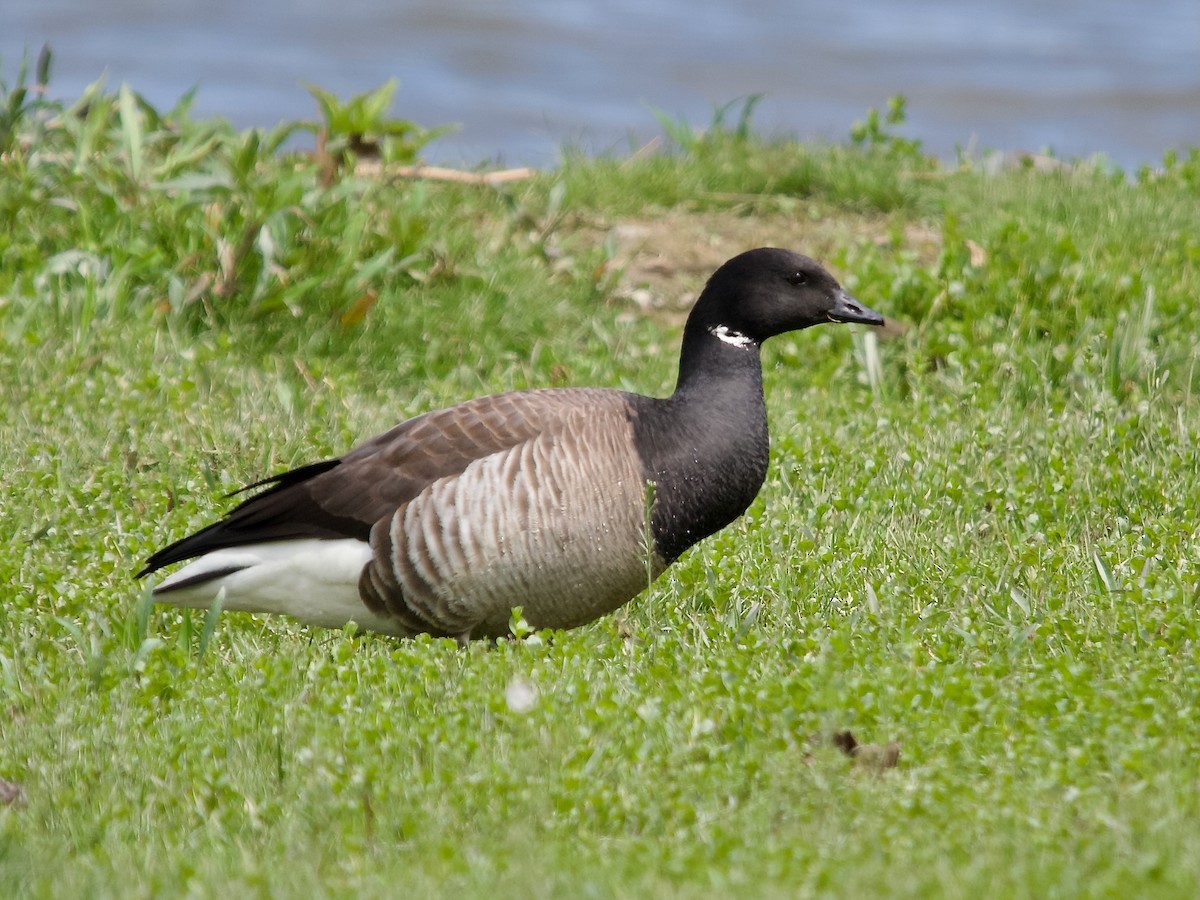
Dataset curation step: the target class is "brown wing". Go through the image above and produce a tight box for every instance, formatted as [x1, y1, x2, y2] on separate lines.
[138, 388, 620, 576]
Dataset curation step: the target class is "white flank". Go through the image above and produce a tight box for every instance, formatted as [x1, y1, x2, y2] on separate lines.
[152, 539, 406, 636]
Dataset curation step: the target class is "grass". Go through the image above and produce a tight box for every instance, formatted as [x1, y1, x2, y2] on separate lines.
[3, 64, 1200, 897]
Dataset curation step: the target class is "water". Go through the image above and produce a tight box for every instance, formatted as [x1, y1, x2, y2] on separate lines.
[5, 0, 1199, 169]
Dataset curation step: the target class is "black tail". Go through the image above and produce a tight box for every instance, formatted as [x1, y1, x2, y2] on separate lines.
[136, 458, 365, 577]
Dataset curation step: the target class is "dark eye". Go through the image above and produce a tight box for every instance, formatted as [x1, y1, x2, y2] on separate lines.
[787, 271, 808, 286]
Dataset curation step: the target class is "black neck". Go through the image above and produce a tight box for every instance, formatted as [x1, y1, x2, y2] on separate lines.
[673, 323, 764, 398]
[629, 322, 772, 562]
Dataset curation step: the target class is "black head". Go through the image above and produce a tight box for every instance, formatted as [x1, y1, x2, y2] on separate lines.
[689, 247, 884, 343]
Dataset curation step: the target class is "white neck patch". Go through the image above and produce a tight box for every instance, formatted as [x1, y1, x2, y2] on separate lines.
[709, 325, 755, 349]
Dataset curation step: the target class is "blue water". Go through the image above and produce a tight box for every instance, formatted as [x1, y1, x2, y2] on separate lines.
[5, 0, 1199, 168]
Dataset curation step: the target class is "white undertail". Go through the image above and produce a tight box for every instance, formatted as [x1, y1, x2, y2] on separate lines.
[151, 539, 407, 636]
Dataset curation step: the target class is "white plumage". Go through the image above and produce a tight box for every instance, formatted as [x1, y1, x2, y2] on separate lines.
[154, 539, 405, 635]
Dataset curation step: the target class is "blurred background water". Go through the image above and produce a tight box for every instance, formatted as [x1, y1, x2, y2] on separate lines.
[5, 0, 1198, 169]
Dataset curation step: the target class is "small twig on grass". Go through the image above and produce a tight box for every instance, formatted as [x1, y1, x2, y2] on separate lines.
[0, 777, 25, 807]
[355, 161, 535, 185]
[622, 135, 663, 166]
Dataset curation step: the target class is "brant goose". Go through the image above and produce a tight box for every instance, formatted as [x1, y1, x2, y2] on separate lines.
[139, 248, 883, 641]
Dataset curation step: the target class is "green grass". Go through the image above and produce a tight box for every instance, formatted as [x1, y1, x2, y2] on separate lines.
[3, 69, 1200, 897]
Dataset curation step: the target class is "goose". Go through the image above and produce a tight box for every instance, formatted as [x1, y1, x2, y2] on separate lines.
[138, 247, 883, 641]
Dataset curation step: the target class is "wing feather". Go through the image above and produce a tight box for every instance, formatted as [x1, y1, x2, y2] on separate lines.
[138, 388, 623, 576]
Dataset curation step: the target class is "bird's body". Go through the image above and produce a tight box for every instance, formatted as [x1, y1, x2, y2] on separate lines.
[140, 248, 883, 640]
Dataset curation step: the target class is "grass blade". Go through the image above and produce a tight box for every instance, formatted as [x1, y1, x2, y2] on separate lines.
[118, 83, 143, 183]
[197, 587, 225, 662]
[1093, 551, 1118, 593]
